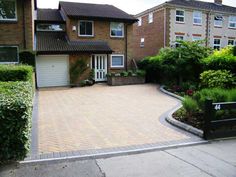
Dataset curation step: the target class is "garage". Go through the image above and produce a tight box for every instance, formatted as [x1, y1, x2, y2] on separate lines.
[36, 55, 69, 88]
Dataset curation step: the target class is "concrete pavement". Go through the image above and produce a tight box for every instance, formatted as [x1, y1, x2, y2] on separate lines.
[1, 139, 236, 177]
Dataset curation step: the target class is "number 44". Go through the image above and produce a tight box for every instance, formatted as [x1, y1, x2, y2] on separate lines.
[214, 104, 221, 110]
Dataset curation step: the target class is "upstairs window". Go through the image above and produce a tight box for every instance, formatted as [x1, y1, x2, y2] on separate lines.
[176, 10, 185, 23]
[229, 16, 236, 28]
[214, 15, 223, 27]
[148, 13, 153, 23]
[37, 24, 65, 31]
[0, 0, 17, 21]
[79, 21, 93, 37]
[213, 38, 221, 50]
[110, 22, 124, 37]
[138, 17, 142, 26]
[0, 46, 18, 63]
[193, 11, 202, 25]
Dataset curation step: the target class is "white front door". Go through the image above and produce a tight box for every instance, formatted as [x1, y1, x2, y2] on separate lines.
[94, 54, 107, 82]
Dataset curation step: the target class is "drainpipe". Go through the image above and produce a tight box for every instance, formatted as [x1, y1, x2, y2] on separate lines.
[164, 8, 166, 47]
[206, 11, 211, 47]
[22, 0, 26, 49]
[125, 23, 128, 71]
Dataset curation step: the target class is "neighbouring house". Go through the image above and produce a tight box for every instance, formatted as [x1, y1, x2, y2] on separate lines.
[35, 1, 137, 88]
[133, 0, 236, 60]
[0, 0, 35, 63]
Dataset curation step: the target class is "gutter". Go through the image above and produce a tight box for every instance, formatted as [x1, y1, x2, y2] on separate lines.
[125, 23, 128, 71]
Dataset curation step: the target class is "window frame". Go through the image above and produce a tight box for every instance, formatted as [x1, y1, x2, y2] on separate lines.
[175, 35, 184, 47]
[110, 54, 125, 68]
[0, 0, 17, 21]
[36, 24, 65, 32]
[148, 12, 153, 23]
[213, 38, 221, 50]
[0, 46, 19, 64]
[78, 20, 94, 37]
[228, 16, 236, 29]
[140, 38, 145, 48]
[175, 9, 185, 23]
[214, 15, 223, 27]
[193, 11, 202, 25]
[110, 22, 124, 38]
[138, 17, 142, 26]
[192, 36, 202, 41]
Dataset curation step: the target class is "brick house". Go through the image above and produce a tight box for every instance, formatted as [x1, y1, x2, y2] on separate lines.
[133, 0, 236, 60]
[35, 1, 137, 88]
[0, 0, 35, 63]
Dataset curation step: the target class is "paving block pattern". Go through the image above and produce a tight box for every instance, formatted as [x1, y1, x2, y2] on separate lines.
[36, 84, 195, 154]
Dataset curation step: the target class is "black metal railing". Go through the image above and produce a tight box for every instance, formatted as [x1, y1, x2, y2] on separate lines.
[204, 99, 236, 140]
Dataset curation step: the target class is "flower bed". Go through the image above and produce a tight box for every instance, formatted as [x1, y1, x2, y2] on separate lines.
[107, 70, 145, 86]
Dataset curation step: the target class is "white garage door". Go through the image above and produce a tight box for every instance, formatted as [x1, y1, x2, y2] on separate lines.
[36, 55, 69, 88]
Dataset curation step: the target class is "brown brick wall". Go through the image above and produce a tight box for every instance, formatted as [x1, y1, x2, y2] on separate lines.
[132, 9, 166, 61]
[69, 54, 91, 84]
[65, 17, 134, 70]
[0, 0, 33, 50]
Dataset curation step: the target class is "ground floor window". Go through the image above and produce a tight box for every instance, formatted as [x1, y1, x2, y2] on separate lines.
[110, 54, 124, 68]
[213, 38, 221, 50]
[0, 46, 18, 63]
[228, 39, 235, 46]
[175, 35, 184, 48]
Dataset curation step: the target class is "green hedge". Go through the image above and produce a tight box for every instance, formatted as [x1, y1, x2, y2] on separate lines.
[202, 46, 236, 74]
[0, 65, 33, 82]
[0, 81, 33, 163]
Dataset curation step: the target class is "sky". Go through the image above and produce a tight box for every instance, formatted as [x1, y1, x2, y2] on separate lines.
[37, 0, 236, 15]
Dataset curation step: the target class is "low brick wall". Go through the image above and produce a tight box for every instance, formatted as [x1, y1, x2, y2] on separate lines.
[107, 76, 145, 86]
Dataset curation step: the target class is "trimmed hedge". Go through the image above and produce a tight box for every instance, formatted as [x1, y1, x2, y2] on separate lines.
[0, 81, 33, 163]
[0, 65, 33, 82]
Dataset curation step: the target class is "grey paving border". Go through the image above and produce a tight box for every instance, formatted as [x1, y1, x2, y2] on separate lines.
[22, 139, 207, 164]
[159, 85, 203, 137]
[30, 92, 39, 155]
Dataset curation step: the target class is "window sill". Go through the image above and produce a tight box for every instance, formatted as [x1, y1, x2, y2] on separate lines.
[193, 24, 202, 26]
[0, 20, 18, 24]
[110, 67, 125, 70]
[78, 35, 94, 38]
[228, 27, 236, 30]
[110, 36, 125, 39]
[175, 22, 185, 24]
[214, 26, 222, 28]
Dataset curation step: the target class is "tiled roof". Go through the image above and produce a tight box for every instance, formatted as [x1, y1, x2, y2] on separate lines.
[167, 0, 236, 13]
[37, 9, 65, 22]
[36, 32, 113, 54]
[59, 1, 137, 22]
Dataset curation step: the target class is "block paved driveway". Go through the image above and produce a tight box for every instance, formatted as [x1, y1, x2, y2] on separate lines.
[34, 84, 200, 155]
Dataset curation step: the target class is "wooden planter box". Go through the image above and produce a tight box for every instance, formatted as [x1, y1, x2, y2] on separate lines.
[107, 76, 145, 86]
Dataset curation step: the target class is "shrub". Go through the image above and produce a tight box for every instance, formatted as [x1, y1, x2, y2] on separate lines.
[0, 82, 33, 163]
[202, 46, 236, 74]
[193, 88, 229, 109]
[182, 96, 199, 113]
[136, 70, 146, 77]
[0, 65, 33, 82]
[138, 41, 212, 84]
[200, 70, 236, 89]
